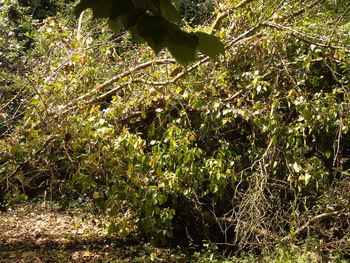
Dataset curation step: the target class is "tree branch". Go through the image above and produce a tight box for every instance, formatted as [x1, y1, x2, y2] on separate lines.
[281, 211, 350, 242]
[68, 59, 175, 106]
[264, 21, 350, 52]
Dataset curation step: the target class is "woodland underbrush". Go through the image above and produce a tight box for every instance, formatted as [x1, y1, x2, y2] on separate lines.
[1, 0, 350, 259]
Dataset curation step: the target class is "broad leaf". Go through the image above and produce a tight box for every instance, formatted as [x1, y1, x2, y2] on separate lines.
[91, 0, 113, 18]
[167, 42, 197, 65]
[195, 32, 225, 59]
[165, 24, 198, 65]
[136, 15, 168, 53]
[160, 0, 181, 24]
[108, 18, 122, 34]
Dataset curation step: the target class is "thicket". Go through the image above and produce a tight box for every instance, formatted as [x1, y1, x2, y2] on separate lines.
[1, 0, 350, 259]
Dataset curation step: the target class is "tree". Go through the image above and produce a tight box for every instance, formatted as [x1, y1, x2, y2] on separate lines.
[74, 0, 225, 65]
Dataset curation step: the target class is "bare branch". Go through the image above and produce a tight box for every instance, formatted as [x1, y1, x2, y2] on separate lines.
[281, 211, 350, 242]
[264, 21, 350, 52]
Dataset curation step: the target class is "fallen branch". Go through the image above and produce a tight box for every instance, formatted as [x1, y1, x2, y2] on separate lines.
[46, 1, 340, 120]
[264, 21, 350, 52]
[52, 0, 268, 117]
[48, 59, 175, 116]
[67, 59, 175, 107]
[281, 210, 350, 242]
[60, 83, 128, 115]
[61, 27, 265, 112]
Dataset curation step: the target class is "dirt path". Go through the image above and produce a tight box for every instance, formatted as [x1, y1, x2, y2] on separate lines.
[0, 203, 184, 262]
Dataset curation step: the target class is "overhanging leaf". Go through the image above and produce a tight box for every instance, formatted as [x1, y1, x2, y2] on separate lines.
[194, 32, 225, 59]
[115, 8, 139, 29]
[91, 0, 113, 18]
[165, 26, 198, 65]
[136, 15, 168, 53]
[167, 42, 197, 65]
[159, 0, 181, 24]
[108, 18, 122, 34]
[74, 0, 222, 65]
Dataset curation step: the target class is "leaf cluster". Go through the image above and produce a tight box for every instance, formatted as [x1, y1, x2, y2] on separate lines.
[74, 0, 224, 64]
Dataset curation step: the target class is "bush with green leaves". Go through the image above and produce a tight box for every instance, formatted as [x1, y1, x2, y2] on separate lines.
[0, 1, 35, 136]
[1, 0, 350, 257]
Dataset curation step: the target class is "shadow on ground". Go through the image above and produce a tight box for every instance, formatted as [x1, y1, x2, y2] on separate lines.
[0, 203, 188, 263]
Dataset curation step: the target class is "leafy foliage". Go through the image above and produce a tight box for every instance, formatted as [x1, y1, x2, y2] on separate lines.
[74, 0, 225, 64]
[1, 0, 350, 259]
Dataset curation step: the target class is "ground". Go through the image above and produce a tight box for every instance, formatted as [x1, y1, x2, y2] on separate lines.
[0, 203, 190, 263]
[3, 203, 345, 262]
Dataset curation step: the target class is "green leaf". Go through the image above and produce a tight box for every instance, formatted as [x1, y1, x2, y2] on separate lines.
[107, 221, 117, 235]
[194, 32, 225, 59]
[304, 173, 312, 186]
[129, 26, 144, 43]
[157, 194, 167, 205]
[91, 0, 113, 18]
[167, 42, 197, 66]
[109, 0, 135, 20]
[136, 15, 168, 53]
[108, 18, 122, 34]
[159, 0, 181, 24]
[166, 27, 198, 65]
[167, 38, 198, 63]
[117, 10, 139, 29]
[301, 107, 312, 121]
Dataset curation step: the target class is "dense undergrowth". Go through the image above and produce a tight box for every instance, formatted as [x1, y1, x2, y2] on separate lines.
[1, 0, 350, 260]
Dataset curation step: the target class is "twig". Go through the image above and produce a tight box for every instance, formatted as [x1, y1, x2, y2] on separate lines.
[59, 83, 128, 115]
[77, 10, 85, 42]
[333, 104, 344, 167]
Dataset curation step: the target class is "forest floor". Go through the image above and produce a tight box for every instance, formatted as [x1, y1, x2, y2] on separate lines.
[0, 202, 192, 263]
[2, 203, 346, 263]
